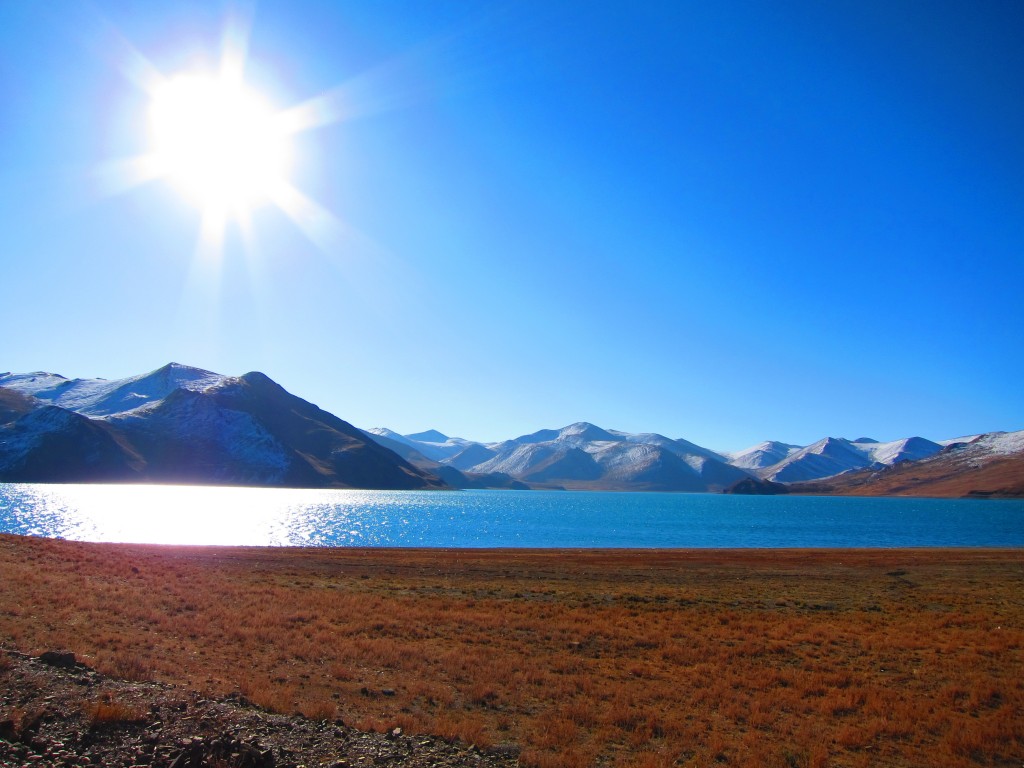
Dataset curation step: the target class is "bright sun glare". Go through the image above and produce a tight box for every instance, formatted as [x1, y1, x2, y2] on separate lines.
[149, 73, 290, 214]
[97, 11, 375, 265]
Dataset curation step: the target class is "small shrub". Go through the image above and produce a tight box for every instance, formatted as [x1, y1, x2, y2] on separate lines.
[107, 652, 153, 682]
[86, 697, 146, 726]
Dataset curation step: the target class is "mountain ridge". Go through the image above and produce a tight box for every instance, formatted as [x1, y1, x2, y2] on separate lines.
[366, 422, 751, 492]
[787, 431, 1024, 498]
[0, 365, 444, 490]
[3, 364, 1020, 496]
[365, 425, 1021, 496]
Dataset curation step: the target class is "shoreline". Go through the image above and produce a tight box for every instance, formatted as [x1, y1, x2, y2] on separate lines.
[5, 477, 1023, 499]
[3, 528, 1024, 551]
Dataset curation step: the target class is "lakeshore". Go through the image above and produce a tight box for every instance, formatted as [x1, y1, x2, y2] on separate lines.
[1, 535, 1022, 767]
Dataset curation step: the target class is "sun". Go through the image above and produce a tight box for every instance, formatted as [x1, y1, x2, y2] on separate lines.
[148, 73, 290, 215]
[96, 13, 366, 262]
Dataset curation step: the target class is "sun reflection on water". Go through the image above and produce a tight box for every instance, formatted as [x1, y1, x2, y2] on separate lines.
[0, 484, 385, 546]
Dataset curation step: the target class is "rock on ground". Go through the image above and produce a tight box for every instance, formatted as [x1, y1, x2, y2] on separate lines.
[0, 650, 520, 768]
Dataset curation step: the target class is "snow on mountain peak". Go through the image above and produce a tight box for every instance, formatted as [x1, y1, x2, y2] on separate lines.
[858, 436, 942, 466]
[726, 440, 801, 470]
[969, 429, 1024, 456]
[367, 427, 407, 441]
[0, 363, 229, 418]
[557, 422, 617, 443]
[759, 434, 943, 482]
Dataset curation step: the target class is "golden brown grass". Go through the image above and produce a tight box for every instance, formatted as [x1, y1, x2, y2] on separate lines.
[85, 694, 147, 727]
[1, 535, 1022, 767]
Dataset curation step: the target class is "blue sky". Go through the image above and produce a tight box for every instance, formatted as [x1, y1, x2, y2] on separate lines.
[1, 0, 1022, 450]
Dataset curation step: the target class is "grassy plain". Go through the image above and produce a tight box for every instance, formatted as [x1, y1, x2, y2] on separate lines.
[1, 535, 1022, 767]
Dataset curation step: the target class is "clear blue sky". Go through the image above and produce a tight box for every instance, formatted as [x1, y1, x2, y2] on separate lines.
[2, 1, 1022, 450]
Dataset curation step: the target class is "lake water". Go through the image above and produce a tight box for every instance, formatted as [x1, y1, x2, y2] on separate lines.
[0, 483, 1021, 548]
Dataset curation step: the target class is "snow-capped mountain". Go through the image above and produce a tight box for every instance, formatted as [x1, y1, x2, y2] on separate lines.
[445, 443, 498, 471]
[788, 430, 1024, 498]
[357, 428, 526, 490]
[4, 363, 1017, 495]
[0, 364, 443, 490]
[364, 427, 472, 462]
[755, 436, 944, 483]
[725, 440, 802, 471]
[367, 425, 977, 492]
[965, 430, 1024, 456]
[0, 365, 227, 418]
[364, 421, 751, 491]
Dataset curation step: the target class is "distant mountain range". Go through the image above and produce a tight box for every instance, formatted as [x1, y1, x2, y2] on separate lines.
[364, 423, 1023, 497]
[1, 364, 1021, 497]
[787, 431, 1024, 498]
[729, 435, 946, 483]
[365, 423, 750, 492]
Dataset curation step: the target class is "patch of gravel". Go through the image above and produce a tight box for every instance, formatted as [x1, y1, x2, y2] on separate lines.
[0, 650, 520, 768]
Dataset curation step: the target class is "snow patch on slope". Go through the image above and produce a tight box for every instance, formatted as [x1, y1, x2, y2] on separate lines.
[366, 427, 416, 447]
[968, 429, 1024, 456]
[0, 406, 82, 457]
[0, 363, 228, 418]
[115, 388, 290, 478]
[558, 422, 618, 444]
[727, 440, 802, 470]
[856, 436, 942, 466]
[472, 443, 558, 476]
[763, 435, 944, 482]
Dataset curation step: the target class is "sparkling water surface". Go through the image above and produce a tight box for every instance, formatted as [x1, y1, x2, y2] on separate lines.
[0, 483, 1021, 548]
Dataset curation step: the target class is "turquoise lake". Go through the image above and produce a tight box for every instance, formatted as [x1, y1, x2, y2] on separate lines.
[0, 483, 1021, 547]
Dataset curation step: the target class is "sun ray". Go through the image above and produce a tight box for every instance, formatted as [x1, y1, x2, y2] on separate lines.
[218, 5, 254, 86]
[265, 179, 407, 294]
[265, 180, 353, 256]
[276, 13, 514, 136]
[196, 206, 229, 265]
[80, 7, 167, 96]
[171, 205, 228, 358]
[276, 50, 435, 136]
[89, 154, 165, 199]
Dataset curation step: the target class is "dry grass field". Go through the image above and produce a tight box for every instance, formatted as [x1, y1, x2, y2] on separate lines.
[1, 534, 1022, 767]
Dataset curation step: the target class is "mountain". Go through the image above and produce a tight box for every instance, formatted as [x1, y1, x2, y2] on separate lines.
[421, 421, 751, 492]
[445, 443, 498, 471]
[360, 429, 526, 490]
[0, 364, 444, 490]
[365, 427, 472, 462]
[0, 387, 37, 425]
[366, 422, 978, 492]
[726, 440, 802, 471]
[405, 429, 450, 443]
[0, 365, 226, 417]
[0, 405, 143, 482]
[5, 364, 1014, 495]
[764, 437, 875, 483]
[788, 430, 1024, 498]
[757, 436, 943, 483]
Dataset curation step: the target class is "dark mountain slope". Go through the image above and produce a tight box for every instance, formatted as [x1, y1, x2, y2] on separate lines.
[0, 406, 143, 482]
[0, 387, 38, 425]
